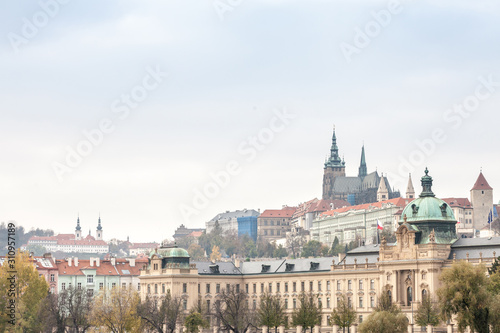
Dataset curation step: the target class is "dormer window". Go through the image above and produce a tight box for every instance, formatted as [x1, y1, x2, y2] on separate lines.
[261, 264, 271, 273]
[285, 263, 295, 272]
[411, 204, 419, 215]
[440, 203, 448, 217]
[310, 262, 319, 271]
[209, 265, 220, 274]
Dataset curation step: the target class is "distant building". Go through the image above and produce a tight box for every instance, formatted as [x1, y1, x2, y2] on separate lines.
[0, 253, 59, 293]
[237, 216, 258, 242]
[291, 198, 350, 231]
[311, 197, 412, 246]
[322, 128, 400, 205]
[173, 224, 205, 240]
[442, 198, 474, 238]
[27, 216, 109, 254]
[258, 206, 297, 242]
[129, 242, 160, 256]
[206, 209, 260, 234]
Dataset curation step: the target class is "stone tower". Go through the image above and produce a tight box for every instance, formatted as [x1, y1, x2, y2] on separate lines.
[377, 174, 389, 202]
[96, 215, 103, 240]
[470, 171, 493, 231]
[406, 174, 415, 199]
[322, 127, 346, 200]
[75, 215, 82, 240]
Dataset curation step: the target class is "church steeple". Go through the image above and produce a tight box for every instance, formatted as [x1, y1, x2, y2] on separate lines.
[75, 215, 82, 240]
[377, 174, 389, 202]
[96, 215, 103, 240]
[324, 126, 345, 168]
[406, 174, 415, 199]
[358, 145, 367, 179]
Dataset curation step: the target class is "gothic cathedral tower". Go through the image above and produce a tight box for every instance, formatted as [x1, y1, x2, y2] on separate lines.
[322, 127, 346, 200]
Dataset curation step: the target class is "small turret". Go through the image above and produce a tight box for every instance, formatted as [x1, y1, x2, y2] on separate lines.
[96, 215, 103, 240]
[377, 174, 389, 202]
[406, 174, 415, 199]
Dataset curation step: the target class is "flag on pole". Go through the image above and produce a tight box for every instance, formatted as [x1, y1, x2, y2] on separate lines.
[488, 210, 493, 224]
[377, 219, 384, 230]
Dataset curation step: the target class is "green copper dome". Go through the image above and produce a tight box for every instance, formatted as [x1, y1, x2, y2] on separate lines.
[150, 246, 190, 258]
[400, 168, 457, 244]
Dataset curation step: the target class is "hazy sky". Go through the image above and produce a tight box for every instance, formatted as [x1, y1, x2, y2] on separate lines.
[1, 1, 500, 242]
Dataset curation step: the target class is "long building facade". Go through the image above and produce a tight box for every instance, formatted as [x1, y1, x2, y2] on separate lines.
[139, 169, 500, 332]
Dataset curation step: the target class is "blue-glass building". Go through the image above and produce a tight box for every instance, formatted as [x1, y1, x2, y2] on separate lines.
[237, 216, 258, 242]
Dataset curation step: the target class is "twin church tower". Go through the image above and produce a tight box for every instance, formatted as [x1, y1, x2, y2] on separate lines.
[322, 127, 400, 205]
[75, 215, 103, 241]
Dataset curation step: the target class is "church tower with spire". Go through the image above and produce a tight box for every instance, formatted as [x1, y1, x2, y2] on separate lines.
[377, 174, 389, 202]
[322, 127, 346, 200]
[406, 174, 415, 199]
[75, 215, 82, 240]
[358, 145, 367, 179]
[96, 215, 103, 240]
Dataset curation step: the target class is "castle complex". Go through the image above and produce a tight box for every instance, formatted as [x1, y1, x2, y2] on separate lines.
[322, 128, 400, 205]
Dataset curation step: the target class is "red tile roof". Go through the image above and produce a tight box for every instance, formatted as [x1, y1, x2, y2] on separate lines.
[56, 259, 142, 276]
[442, 198, 472, 208]
[471, 172, 493, 191]
[259, 206, 297, 218]
[321, 197, 410, 217]
[188, 231, 203, 238]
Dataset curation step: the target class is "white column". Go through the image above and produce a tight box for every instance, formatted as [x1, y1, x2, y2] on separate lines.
[296, 326, 302, 333]
[427, 325, 433, 333]
[279, 326, 285, 333]
[447, 324, 454, 333]
[263, 327, 268, 333]
[332, 325, 338, 333]
[407, 323, 413, 333]
[314, 326, 320, 333]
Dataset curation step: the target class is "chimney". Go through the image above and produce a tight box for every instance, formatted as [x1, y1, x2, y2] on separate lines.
[68, 258, 72, 267]
[338, 253, 346, 263]
[126, 258, 135, 267]
[111, 257, 116, 266]
[90, 258, 94, 267]
[74, 257, 79, 267]
[96, 258, 100, 267]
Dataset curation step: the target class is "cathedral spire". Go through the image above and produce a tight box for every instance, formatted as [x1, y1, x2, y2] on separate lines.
[97, 214, 102, 231]
[324, 126, 345, 168]
[358, 145, 367, 179]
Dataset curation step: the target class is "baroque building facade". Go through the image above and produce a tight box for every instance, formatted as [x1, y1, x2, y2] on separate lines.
[140, 170, 500, 332]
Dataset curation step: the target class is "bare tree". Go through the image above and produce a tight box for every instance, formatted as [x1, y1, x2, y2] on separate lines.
[213, 285, 256, 333]
[137, 292, 184, 333]
[286, 227, 308, 258]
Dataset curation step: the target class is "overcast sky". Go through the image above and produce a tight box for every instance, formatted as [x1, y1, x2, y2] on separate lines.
[1, 0, 500, 243]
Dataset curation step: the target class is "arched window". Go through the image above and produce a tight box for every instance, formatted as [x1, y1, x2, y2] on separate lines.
[422, 289, 427, 300]
[407, 287, 412, 306]
[387, 290, 392, 303]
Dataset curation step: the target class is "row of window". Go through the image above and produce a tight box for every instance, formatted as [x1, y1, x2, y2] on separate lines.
[199, 279, 376, 294]
[61, 282, 139, 291]
[148, 283, 188, 295]
[200, 295, 377, 311]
